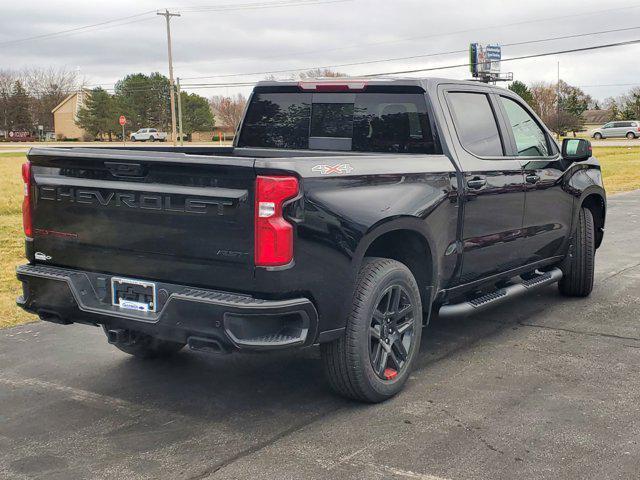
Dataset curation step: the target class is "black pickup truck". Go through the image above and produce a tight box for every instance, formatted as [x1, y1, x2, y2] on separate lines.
[17, 77, 606, 402]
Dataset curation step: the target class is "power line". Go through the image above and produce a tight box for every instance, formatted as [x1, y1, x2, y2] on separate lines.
[178, 0, 351, 12]
[81, 36, 640, 94]
[0, 1, 348, 48]
[186, 3, 640, 69]
[180, 25, 640, 80]
[0, 10, 156, 47]
[365, 38, 640, 77]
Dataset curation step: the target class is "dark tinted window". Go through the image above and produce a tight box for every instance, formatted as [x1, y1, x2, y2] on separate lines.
[500, 96, 549, 157]
[614, 121, 632, 128]
[238, 93, 312, 149]
[238, 92, 438, 153]
[311, 103, 354, 138]
[447, 92, 503, 157]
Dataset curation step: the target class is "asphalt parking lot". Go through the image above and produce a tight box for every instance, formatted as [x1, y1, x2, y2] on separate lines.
[1, 191, 639, 480]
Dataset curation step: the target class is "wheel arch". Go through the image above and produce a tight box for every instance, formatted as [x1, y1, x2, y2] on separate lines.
[353, 217, 438, 316]
[580, 190, 606, 248]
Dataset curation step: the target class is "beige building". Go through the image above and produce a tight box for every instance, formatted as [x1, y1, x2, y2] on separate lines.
[581, 109, 612, 135]
[52, 90, 89, 140]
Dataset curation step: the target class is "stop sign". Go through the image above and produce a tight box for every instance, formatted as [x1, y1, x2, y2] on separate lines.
[119, 115, 126, 126]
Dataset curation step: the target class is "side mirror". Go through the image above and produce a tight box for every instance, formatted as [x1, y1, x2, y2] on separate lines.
[562, 138, 592, 162]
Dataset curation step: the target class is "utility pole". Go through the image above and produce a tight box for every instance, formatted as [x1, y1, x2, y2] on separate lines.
[157, 9, 180, 146]
[176, 77, 184, 147]
[557, 61, 560, 141]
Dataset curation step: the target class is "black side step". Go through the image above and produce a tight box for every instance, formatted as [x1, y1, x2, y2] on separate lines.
[438, 268, 563, 319]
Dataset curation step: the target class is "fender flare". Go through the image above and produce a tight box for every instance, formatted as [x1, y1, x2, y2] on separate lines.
[351, 216, 440, 292]
[573, 185, 606, 248]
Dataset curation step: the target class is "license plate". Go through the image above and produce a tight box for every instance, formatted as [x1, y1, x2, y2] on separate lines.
[111, 277, 157, 312]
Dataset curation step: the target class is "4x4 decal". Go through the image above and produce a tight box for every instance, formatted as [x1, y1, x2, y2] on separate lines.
[311, 163, 354, 175]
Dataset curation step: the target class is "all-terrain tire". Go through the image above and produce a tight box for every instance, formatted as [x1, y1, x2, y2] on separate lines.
[559, 207, 595, 297]
[320, 258, 423, 403]
[103, 327, 185, 359]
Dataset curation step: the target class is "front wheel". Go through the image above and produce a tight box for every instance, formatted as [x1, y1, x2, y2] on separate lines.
[131, 136, 136, 142]
[593, 132, 602, 140]
[559, 207, 595, 297]
[321, 258, 423, 403]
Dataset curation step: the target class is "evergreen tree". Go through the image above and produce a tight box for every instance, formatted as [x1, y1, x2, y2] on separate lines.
[7, 81, 32, 131]
[508, 80, 534, 107]
[114, 73, 171, 131]
[76, 88, 118, 140]
[180, 91, 214, 135]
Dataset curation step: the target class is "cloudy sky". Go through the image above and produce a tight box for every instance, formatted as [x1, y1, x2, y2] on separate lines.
[1, 0, 640, 101]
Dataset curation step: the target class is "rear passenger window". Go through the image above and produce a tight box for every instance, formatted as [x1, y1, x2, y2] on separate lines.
[447, 92, 503, 157]
[500, 97, 549, 157]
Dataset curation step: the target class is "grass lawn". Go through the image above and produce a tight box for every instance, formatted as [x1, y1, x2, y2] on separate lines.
[1, 147, 639, 329]
[592, 146, 640, 193]
[0, 153, 35, 328]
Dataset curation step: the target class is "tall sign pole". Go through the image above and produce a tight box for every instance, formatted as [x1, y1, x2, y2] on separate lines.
[119, 115, 127, 146]
[557, 61, 561, 141]
[157, 9, 180, 146]
[177, 77, 184, 147]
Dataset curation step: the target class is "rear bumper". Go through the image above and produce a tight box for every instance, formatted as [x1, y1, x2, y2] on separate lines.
[16, 264, 318, 351]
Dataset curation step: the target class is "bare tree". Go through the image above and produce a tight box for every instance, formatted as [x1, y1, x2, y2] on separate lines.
[297, 68, 347, 79]
[23, 66, 79, 131]
[0, 69, 19, 132]
[209, 93, 247, 130]
[529, 81, 557, 126]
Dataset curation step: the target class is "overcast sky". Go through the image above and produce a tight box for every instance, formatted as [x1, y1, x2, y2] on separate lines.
[1, 0, 640, 101]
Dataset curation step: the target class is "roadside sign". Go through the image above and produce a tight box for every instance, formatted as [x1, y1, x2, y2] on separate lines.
[470, 43, 501, 77]
[119, 115, 126, 126]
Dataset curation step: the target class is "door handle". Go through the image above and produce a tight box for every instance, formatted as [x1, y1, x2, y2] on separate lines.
[525, 174, 540, 184]
[467, 177, 487, 189]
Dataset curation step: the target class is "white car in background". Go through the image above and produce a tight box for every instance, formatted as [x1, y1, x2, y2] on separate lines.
[130, 128, 167, 142]
[592, 121, 640, 140]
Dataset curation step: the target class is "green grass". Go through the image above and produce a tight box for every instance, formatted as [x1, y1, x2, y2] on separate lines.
[1, 147, 639, 329]
[593, 146, 640, 194]
[0, 153, 36, 328]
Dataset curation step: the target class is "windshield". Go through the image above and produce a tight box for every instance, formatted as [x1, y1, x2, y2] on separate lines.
[238, 90, 439, 153]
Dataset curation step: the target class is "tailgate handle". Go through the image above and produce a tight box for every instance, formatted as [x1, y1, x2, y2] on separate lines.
[105, 161, 146, 178]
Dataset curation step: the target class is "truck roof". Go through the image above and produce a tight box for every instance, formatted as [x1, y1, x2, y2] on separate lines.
[254, 77, 500, 91]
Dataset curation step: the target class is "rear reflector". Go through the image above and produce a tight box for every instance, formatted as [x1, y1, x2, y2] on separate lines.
[255, 176, 299, 267]
[22, 162, 32, 238]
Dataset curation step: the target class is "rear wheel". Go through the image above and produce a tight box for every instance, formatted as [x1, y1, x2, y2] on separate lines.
[627, 132, 636, 139]
[149, 136, 156, 142]
[321, 258, 423, 403]
[103, 327, 185, 359]
[593, 132, 602, 140]
[559, 207, 595, 297]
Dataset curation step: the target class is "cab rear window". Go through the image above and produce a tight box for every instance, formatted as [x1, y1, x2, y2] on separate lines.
[238, 91, 439, 153]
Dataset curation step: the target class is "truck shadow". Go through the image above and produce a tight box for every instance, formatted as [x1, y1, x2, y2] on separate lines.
[91, 285, 563, 421]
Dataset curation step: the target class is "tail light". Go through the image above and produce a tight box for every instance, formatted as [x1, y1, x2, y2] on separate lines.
[22, 162, 33, 238]
[255, 175, 299, 267]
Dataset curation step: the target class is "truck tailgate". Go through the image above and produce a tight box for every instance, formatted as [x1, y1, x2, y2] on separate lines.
[27, 148, 256, 291]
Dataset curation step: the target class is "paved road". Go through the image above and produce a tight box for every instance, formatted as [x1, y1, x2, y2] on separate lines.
[1, 192, 639, 480]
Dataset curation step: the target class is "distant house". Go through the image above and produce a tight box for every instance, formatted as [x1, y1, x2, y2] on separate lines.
[52, 90, 89, 140]
[581, 109, 612, 134]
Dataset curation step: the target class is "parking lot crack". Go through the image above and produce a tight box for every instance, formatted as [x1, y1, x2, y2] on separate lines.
[187, 405, 346, 480]
[517, 322, 640, 343]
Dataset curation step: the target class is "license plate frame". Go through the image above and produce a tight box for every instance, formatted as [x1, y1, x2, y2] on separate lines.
[111, 277, 157, 313]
